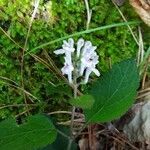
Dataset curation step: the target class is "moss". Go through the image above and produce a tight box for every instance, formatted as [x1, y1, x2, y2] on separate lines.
[0, 0, 141, 118]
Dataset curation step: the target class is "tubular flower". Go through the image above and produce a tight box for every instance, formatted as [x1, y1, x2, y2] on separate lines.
[54, 38, 100, 84]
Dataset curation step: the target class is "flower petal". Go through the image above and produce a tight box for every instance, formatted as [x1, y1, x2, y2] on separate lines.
[61, 63, 74, 84]
[77, 38, 84, 57]
[68, 38, 74, 47]
[92, 68, 100, 76]
[82, 41, 92, 56]
[63, 40, 70, 47]
[80, 62, 86, 76]
[84, 68, 92, 84]
[54, 49, 65, 55]
[61, 64, 74, 75]
[68, 72, 73, 84]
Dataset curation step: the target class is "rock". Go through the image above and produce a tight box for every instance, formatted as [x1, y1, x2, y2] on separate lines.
[123, 96, 150, 148]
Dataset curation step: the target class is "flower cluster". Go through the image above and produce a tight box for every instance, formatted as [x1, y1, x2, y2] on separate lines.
[54, 38, 100, 84]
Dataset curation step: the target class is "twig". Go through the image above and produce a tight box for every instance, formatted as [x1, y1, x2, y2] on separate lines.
[0, 27, 23, 49]
[83, 1, 94, 149]
[48, 110, 84, 117]
[84, 0, 92, 29]
[20, 0, 40, 115]
[67, 83, 78, 150]
[0, 76, 19, 86]
[58, 118, 85, 126]
[111, 0, 139, 46]
[0, 104, 38, 110]
[136, 91, 150, 100]
[138, 87, 150, 93]
[137, 27, 144, 66]
[0, 80, 39, 102]
[99, 131, 139, 150]
[141, 56, 150, 89]
[48, 111, 72, 115]
[112, 132, 139, 150]
[57, 129, 70, 139]
[88, 125, 92, 149]
[70, 84, 78, 131]
[15, 108, 34, 118]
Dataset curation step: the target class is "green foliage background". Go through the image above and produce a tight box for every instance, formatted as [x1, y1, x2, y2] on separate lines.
[0, 0, 140, 119]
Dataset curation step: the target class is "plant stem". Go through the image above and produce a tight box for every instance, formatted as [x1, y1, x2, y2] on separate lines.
[67, 80, 78, 150]
[67, 139, 74, 150]
[70, 106, 76, 132]
[20, 0, 40, 115]
[84, 0, 92, 29]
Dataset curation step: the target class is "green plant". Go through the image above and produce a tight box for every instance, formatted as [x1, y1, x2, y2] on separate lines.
[0, 57, 139, 150]
[0, 0, 140, 119]
[0, 114, 57, 150]
[0, 0, 142, 149]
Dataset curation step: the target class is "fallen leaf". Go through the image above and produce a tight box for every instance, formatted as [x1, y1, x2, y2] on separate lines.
[129, 0, 150, 26]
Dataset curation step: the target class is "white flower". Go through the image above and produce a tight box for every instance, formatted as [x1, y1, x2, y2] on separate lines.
[54, 38, 75, 54]
[80, 52, 98, 75]
[61, 55, 74, 83]
[84, 67, 100, 84]
[62, 38, 75, 53]
[80, 49, 99, 71]
[79, 41, 100, 84]
[77, 38, 84, 58]
[62, 55, 74, 84]
[54, 49, 65, 55]
[54, 38, 75, 66]
[54, 38, 75, 84]
[61, 63, 74, 83]
[33, 0, 40, 8]
[31, 0, 40, 20]
[82, 41, 92, 56]
[54, 38, 100, 84]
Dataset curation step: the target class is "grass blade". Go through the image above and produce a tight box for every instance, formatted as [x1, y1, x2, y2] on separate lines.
[25, 21, 140, 55]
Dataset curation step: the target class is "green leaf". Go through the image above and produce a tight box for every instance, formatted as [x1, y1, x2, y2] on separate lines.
[0, 114, 57, 150]
[41, 126, 77, 150]
[69, 94, 94, 109]
[84, 59, 139, 123]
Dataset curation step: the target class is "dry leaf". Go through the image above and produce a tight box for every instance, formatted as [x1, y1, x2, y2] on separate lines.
[129, 0, 150, 26]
